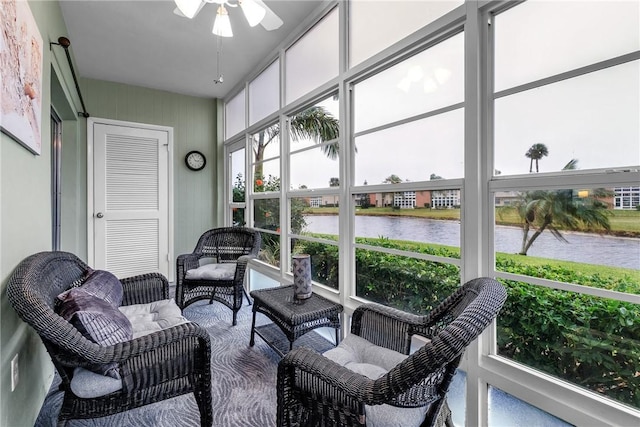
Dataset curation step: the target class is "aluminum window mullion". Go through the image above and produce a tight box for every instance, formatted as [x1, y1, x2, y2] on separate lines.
[494, 51, 640, 100]
[280, 114, 289, 278]
[463, 1, 489, 426]
[251, 192, 280, 200]
[351, 179, 465, 195]
[289, 233, 338, 247]
[289, 137, 340, 156]
[288, 188, 341, 198]
[340, 81, 354, 319]
[353, 243, 461, 267]
[252, 154, 280, 165]
[490, 170, 640, 191]
[494, 271, 640, 305]
[353, 102, 465, 139]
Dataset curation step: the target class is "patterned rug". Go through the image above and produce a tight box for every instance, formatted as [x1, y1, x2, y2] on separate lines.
[35, 299, 335, 427]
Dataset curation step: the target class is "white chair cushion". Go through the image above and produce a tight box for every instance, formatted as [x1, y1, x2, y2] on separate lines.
[119, 298, 189, 339]
[323, 334, 429, 427]
[71, 299, 189, 398]
[185, 263, 236, 280]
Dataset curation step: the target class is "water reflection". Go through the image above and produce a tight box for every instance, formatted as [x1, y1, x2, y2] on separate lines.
[304, 215, 639, 269]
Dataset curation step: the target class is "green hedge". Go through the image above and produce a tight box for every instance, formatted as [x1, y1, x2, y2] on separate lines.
[354, 246, 460, 314]
[296, 236, 639, 408]
[496, 261, 639, 408]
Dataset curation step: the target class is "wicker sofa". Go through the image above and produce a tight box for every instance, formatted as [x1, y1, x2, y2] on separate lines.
[7, 251, 213, 426]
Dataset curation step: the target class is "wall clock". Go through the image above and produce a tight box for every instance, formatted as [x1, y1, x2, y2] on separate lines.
[185, 150, 206, 171]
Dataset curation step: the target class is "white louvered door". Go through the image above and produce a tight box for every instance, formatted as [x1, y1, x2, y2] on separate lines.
[93, 123, 170, 279]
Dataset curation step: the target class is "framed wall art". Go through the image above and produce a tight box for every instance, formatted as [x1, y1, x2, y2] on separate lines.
[0, 0, 43, 155]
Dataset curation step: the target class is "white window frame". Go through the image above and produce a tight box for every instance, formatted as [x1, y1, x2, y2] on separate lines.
[220, 1, 640, 425]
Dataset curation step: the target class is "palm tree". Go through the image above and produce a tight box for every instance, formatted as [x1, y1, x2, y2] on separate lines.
[513, 158, 611, 255]
[252, 106, 339, 181]
[516, 189, 611, 255]
[525, 143, 549, 173]
[250, 106, 338, 264]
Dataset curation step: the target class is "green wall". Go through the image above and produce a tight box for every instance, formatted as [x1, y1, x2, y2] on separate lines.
[78, 78, 219, 260]
[1, 2, 80, 426]
[1, 2, 219, 426]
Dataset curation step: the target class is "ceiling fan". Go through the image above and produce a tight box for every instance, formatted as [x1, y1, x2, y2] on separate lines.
[174, 0, 284, 37]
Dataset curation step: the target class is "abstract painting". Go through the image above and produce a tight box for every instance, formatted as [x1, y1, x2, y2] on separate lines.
[0, 0, 43, 155]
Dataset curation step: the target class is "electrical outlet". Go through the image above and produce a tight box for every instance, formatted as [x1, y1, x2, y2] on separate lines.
[11, 354, 19, 392]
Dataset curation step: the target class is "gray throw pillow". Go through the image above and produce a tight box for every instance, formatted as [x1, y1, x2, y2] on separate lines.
[56, 288, 133, 378]
[58, 269, 123, 306]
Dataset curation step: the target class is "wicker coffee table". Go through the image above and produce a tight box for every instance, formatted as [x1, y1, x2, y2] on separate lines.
[249, 285, 343, 357]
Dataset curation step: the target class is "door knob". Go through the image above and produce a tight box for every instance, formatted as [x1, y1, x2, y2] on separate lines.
[96, 212, 104, 218]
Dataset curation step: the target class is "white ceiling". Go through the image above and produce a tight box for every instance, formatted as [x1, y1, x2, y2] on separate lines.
[59, 0, 325, 100]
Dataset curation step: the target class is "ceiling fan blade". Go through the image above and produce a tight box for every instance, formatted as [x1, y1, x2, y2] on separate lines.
[255, 0, 283, 31]
[173, 1, 206, 19]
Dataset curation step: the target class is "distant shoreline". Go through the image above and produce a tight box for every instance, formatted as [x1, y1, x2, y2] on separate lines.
[303, 209, 640, 239]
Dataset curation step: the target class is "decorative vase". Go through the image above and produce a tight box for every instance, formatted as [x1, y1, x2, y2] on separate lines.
[292, 254, 312, 300]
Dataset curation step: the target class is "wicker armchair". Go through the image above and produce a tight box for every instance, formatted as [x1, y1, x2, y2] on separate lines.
[277, 277, 507, 427]
[176, 226, 261, 326]
[7, 251, 212, 427]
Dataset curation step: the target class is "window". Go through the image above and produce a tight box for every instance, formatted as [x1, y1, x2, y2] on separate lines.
[491, 0, 640, 412]
[353, 185, 462, 313]
[493, 0, 639, 92]
[351, 31, 464, 313]
[354, 109, 465, 183]
[494, 61, 639, 175]
[229, 145, 246, 226]
[353, 32, 464, 133]
[225, 89, 245, 139]
[223, 0, 640, 423]
[349, 0, 462, 67]
[249, 60, 279, 126]
[353, 32, 465, 183]
[287, 95, 340, 290]
[250, 123, 281, 267]
[493, 0, 639, 177]
[614, 187, 640, 210]
[289, 95, 340, 190]
[251, 123, 280, 187]
[285, 7, 339, 104]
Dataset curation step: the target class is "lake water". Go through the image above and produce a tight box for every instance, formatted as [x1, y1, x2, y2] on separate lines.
[304, 214, 640, 270]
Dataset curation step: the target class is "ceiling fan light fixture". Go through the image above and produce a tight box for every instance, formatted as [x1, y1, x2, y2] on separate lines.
[213, 5, 233, 37]
[240, 0, 266, 27]
[174, 0, 202, 19]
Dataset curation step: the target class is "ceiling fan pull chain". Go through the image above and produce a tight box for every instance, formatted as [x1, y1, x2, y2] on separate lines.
[214, 36, 224, 84]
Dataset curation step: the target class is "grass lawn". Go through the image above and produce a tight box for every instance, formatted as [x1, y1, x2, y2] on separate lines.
[305, 206, 640, 236]
[357, 235, 639, 284]
[496, 252, 640, 284]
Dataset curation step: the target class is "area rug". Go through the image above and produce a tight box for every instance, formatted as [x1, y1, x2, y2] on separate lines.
[35, 299, 335, 427]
